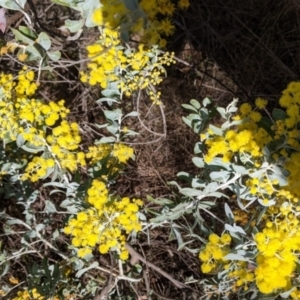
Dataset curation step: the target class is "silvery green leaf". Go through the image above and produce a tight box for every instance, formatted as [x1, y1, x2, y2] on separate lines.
[208, 124, 223, 136]
[177, 239, 195, 251]
[11, 28, 35, 45]
[97, 97, 120, 104]
[217, 107, 226, 119]
[223, 253, 250, 262]
[0, 0, 26, 10]
[194, 142, 203, 154]
[248, 168, 264, 178]
[98, 136, 115, 143]
[232, 164, 248, 175]
[44, 200, 57, 213]
[209, 171, 230, 182]
[103, 109, 122, 121]
[202, 97, 211, 107]
[192, 157, 204, 168]
[47, 50, 61, 61]
[43, 182, 67, 189]
[182, 104, 198, 113]
[280, 288, 294, 298]
[101, 89, 120, 97]
[180, 187, 202, 197]
[37, 32, 51, 50]
[225, 223, 246, 234]
[224, 203, 234, 220]
[190, 99, 201, 109]
[268, 173, 287, 186]
[107, 124, 118, 135]
[258, 199, 276, 207]
[146, 195, 173, 205]
[21, 143, 45, 153]
[191, 178, 206, 188]
[124, 111, 138, 118]
[76, 261, 99, 278]
[221, 120, 230, 130]
[64, 19, 84, 33]
[35, 224, 45, 232]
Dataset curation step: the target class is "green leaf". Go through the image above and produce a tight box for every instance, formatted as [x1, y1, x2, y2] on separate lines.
[190, 99, 201, 109]
[47, 50, 61, 61]
[208, 124, 223, 136]
[272, 108, 287, 121]
[192, 157, 204, 168]
[224, 203, 234, 222]
[257, 117, 274, 138]
[182, 104, 198, 113]
[103, 109, 122, 121]
[44, 200, 57, 213]
[76, 261, 99, 278]
[180, 187, 202, 197]
[37, 32, 51, 50]
[64, 19, 85, 33]
[11, 28, 35, 45]
[0, 0, 26, 10]
[202, 97, 211, 107]
[101, 88, 120, 97]
[18, 26, 37, 39]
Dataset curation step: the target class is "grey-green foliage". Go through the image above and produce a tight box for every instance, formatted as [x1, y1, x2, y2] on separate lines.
[11, 26, 61, 62]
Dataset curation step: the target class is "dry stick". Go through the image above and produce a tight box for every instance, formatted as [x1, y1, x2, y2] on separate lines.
[136, 89, 166, 137]
[125, 243, 186, 289]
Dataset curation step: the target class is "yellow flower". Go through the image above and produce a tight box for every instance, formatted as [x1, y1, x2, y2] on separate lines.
[255, 97, 268, 109]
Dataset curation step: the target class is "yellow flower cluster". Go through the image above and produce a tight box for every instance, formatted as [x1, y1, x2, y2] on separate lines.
[11, 288, 76, 300]
[227, 262, 254, 291]
[92, 0, 190, 47]
[0, 68, 86, 181]
[86, 143, 134, 176]
[199, 82, 300, 296]
[12, 288, 59, 300]
[199, 233, 231, 273]
[254, 215, 300, 294]
[64, 179, 143, 260]
[81, 28, 175, 103]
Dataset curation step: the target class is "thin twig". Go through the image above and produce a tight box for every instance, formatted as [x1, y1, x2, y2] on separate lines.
[125, 243, 186, 289]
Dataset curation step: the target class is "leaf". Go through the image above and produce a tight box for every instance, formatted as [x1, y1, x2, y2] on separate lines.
[225, 223, 246, 235]
[96, 97, 120, 104]
[76, 261, 99, 278]
[192, 157, 204, 168]
[47, 50, 61, 61]
[103, 109, 122, 121]
[208, 124, 223, 136]
[224, 203, 234, 221]
[223, 253, 251, 262]
[98, 136, 115, 143]
[101, 88, 120, 97]
[257, 117, 274, 138]
[202, 97, 211, 107]
[0, 0, 24, 10]
[11, 28, 35, 45]
[124, 111, 138, 118]
[37, 32, 51, 50]
[190, 99, 201, 109]
[64, 19, 84, 33]
[182, 104, 198, 113]
[180, 187, 202, 197]
[44, 200, 57, 213]
[16, 134, 25, 147]
[272, 108, 287, 121]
